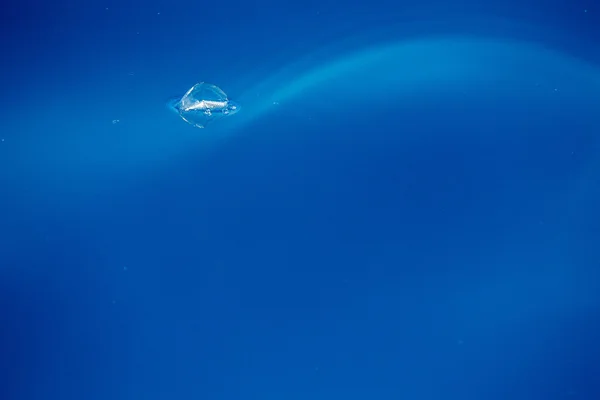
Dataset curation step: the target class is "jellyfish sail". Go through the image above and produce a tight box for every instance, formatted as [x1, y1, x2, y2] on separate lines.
[167, 82, 240, 128]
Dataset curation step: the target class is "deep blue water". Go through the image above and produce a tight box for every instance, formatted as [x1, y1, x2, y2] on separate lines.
[1, 1, 600, 399]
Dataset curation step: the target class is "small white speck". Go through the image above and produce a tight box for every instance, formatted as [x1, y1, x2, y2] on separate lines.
[584, 9, 588, 13]
[553, 88, 559, 92]
[112, 119, 120, 124]
[1, 138, 4, 142]
[272, 101, 280, 105]
[157, 12, 161, 15]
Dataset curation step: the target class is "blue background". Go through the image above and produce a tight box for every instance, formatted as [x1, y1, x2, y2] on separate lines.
[1, 1, 600, 399]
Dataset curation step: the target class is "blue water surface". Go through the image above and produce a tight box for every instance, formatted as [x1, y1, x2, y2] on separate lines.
[1, 1, 599, 399]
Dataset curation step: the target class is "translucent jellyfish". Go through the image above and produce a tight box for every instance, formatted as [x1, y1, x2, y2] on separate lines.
[167, 82, 240, 128]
